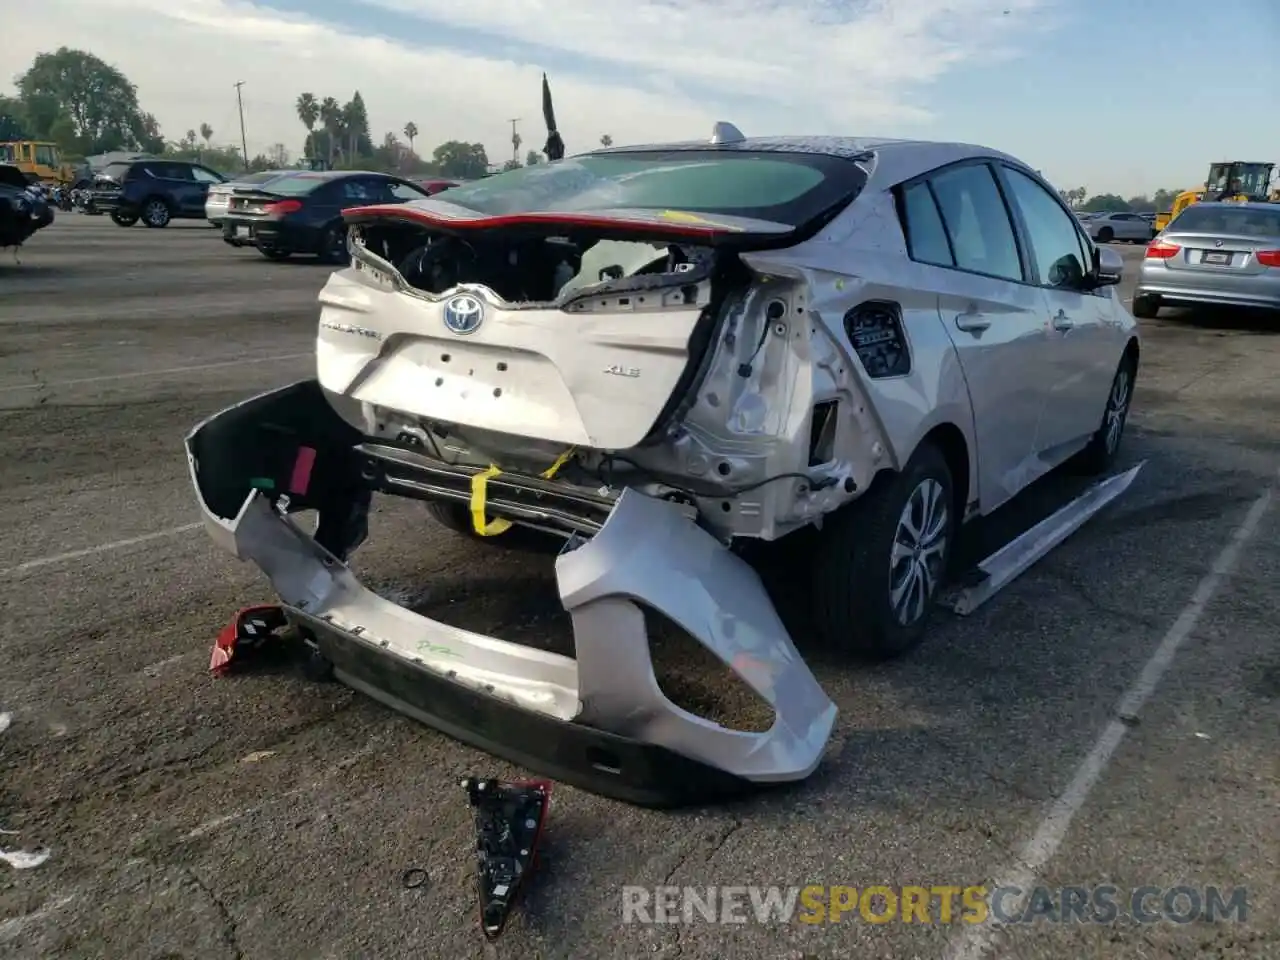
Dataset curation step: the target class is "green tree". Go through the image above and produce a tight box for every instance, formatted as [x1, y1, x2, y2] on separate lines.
[599, 133, 613, 147]
[296, 92, 319, 159]
[1151, 188, 1180, 212]
[403, 121, 418, 154]
[318, 96, 341, 166]
[433, 140, 489, 179]
[1081, 193, 1130, 213]
[16, 47, 151, 153]
[0, 95, 27, 140]
[1125, 195, 1153, 212]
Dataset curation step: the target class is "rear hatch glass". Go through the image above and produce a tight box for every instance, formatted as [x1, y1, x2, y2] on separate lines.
[433, 149, 866, 233]
[1168, 205, 1280, 238]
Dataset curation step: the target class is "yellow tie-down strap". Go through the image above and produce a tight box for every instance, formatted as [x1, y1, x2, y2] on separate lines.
[469, 447, 577, 537]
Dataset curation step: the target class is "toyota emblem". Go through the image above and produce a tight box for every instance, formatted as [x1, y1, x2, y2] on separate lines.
[443, 294, 484, 334]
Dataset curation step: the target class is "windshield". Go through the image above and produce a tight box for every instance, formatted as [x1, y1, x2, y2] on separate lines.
[434, 150, 866, 226]
[1169, 205, 1280, 238]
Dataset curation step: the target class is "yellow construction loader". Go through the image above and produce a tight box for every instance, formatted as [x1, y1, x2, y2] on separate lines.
[0, 140, 78, 187]
[1153, 160, 1275, 232]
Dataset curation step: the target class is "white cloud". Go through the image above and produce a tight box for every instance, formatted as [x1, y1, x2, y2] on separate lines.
[1, 0, 1050, 164]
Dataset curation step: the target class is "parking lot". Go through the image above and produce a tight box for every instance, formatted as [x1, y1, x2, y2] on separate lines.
[1, 216, 1277, 960]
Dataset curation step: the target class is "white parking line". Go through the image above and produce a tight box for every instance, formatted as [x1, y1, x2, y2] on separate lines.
[0, 352, 310, 394]
[0, 524, 201, 579]
[943, 479, 1275, 960]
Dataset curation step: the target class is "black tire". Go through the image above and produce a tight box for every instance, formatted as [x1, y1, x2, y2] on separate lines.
[141, 197, 171, 228]
[258, 246, 292, 261]
[810, 441, 956, 660]
[1131, 294, 1159, 319]
[1076, 350, 1137, 475]
[317, 222, 349, 264]
[1097, 226, 1114, 243]
[111, 212, 137, 227]
[426, 501, 478, 536]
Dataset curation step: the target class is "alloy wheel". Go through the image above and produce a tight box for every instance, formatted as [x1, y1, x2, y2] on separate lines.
[1105, 367, 1132, 454]
[145, 200, 169, 226]
[889, 478, 949, 626]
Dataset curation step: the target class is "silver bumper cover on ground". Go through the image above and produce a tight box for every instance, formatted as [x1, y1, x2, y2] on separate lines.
[185, 380, 836, 806]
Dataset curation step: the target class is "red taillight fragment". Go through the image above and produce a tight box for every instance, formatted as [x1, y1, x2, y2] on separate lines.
[1145, 240, 1180, 259]
[266, 199, 302, 217]
[1255, 250, 1280, 267]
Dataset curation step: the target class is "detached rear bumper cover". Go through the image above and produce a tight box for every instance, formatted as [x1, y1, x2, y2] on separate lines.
[185, 380, 836, 806]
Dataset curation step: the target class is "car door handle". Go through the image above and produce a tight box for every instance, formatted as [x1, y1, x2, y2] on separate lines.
[1052, 310, 1074, 331]
[955, 310, 991, 333]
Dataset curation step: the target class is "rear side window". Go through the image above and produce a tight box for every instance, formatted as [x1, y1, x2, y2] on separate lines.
[928, 164, 1023, 282]
[900, 183, 954, 266]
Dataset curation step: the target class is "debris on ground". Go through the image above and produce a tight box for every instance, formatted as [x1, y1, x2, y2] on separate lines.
[0, 712, 10, 736]
[1, 847, 50, 870]
[210, 605, 293, 675]
[462, 777, 552, 941]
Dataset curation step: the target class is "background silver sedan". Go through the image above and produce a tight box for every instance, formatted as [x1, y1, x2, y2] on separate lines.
[1133, 202, 1280, 317]
[205, 169, 293, 225]
[1082, 211, 1156, 243]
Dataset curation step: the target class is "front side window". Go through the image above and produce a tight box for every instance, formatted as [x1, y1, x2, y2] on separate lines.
[928, 164, 1023, 282]
[190, 166, 223, 183]
[1002, 167, 1089, 288]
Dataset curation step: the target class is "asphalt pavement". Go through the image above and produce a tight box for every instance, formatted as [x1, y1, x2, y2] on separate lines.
[0, 216, 1276, 960]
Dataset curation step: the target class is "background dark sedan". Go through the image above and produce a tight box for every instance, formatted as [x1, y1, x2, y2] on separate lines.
[221, 170, 430, 262]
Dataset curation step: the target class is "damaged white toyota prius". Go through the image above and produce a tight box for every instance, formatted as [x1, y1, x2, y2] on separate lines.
[186, 126, 1139, 806]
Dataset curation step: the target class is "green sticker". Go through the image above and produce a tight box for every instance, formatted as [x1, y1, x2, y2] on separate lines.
[249, 477, 276, 490]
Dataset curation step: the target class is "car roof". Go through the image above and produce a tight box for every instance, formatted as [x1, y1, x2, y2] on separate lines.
[588, 135, 1026, 189]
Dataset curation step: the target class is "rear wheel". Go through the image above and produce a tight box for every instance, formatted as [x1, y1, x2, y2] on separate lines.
[111, 212, 137, 227]
[1097, 226, 1114, 242]
[1131, 293, 1160, 319]
[810, 442, 956, 660]
[142, 198, 171, 228]
[317, 222, 348, 264]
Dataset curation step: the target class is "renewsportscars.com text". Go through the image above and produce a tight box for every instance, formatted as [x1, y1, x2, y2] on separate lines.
[621, 884, 1249, 925]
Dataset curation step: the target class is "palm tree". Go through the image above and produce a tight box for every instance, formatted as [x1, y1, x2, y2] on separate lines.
[199, 123, 213, 161]
[342, 100, 361, 163]
[319, 97, 341, 167]
[600, 133, 613, 147]
[403, 121, 418, 154]
[296, 93, 319, 158]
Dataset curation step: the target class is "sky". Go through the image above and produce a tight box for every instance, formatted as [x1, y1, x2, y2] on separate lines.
[2, 0, 1277, 197]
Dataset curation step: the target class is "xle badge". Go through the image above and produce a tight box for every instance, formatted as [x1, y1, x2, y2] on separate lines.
[603, 364, 640, 378]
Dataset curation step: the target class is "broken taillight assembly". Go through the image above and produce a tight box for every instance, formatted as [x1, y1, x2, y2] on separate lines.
[1144, 240, 1180, 259]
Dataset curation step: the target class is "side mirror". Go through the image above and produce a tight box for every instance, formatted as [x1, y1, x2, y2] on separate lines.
[1092, 245, 1123, 287]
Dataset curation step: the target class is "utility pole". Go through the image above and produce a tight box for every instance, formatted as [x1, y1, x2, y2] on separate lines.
[508, 118, 521, 166]
[234, 81, 249, 170]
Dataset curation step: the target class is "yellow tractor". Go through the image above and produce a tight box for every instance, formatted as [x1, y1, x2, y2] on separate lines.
[0, 140, 78, 187]
[1153, 160, 1275, 233]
